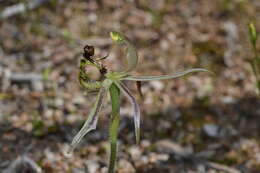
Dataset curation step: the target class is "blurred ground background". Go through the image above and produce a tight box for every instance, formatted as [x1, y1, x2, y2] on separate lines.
[0, 0, 260, 173]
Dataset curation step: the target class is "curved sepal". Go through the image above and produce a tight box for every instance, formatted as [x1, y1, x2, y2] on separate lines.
[122, 68, 210, 81]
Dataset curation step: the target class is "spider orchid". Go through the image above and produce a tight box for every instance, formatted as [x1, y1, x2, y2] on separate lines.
[67, 31, 209, 173]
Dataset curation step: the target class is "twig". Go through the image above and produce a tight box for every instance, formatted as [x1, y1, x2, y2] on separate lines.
[204, 161, 241, 173]
[155, 140, 242, 173]
[10, 73, 43, 91]
[0, 0, 51, 19]
[10, 73, 42, 82]
[2, 155, 42, 173]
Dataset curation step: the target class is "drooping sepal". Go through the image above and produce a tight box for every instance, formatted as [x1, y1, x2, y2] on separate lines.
[115, 81, 141, 144]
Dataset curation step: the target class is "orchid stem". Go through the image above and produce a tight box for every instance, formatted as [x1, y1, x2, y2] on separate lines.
[108, 83, 121, 173]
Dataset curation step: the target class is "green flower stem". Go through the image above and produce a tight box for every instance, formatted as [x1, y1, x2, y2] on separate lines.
[108, 83, 121, 173]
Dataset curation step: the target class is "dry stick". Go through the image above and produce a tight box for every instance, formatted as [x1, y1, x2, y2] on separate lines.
[2, 155, 42, 173]
[203, 161, 241, 173]
[188, 153, 241, 173]
[178, 154, 241, 173]
[10, 73, 43, 92]
[158, 141, 242, 173]
[0, 0, 51, 19]
[176, 152, 241, 173]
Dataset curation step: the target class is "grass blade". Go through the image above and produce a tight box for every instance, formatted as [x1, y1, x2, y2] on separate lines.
[122, 68, 210, 81]
[67, 87, 107, 154]
[115, 81, 141, 144]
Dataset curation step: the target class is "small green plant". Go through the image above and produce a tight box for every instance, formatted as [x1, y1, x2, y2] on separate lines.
[67, 31, 209, 173]
[248, 22, 260, 94]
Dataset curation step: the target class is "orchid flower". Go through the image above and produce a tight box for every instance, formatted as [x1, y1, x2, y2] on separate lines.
[68, 31, 209, 173]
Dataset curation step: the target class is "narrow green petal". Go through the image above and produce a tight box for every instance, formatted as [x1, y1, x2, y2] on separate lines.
[122, 68, 210, 81]
[67, 87, 107, 154]
[115, 81, 141, 144]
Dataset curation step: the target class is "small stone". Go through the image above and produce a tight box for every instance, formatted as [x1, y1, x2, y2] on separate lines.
[118, 159, 135, 173]
[150, 81, 164, 91]
[85, 160, 100, 173]
[155, 140, 193, 157]
[128, 146, 141, 160]
[221, 96, 236, 104]
[203, 124, 219, 138]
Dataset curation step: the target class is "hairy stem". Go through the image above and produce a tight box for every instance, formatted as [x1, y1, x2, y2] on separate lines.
[108, 83, 121, 173]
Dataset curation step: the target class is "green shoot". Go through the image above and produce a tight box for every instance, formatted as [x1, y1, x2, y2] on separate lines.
[108, 83, 121, 173]
[248, 22, 260, 94]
